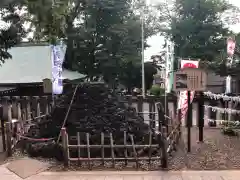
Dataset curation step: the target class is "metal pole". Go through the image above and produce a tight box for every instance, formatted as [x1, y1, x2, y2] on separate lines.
[187, 90, 192, 152]
[228, 57, 233, 123]
[226, 37, 234, 125]
[198, 91, 204, 142]
[52, 93, 55, 106]
[164, 84, 167, 121]
[0, 107, 6, 151]
[141, 1, 145, 97]
[164, 40, 169, 123]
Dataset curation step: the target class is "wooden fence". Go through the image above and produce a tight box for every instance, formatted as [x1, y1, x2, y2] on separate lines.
[0, 96, 53, 155]
[61, 129, 166, 169]
[3, 92, 238, 169]
[1, 94, 181, 169]
[60, 95, 181, 169]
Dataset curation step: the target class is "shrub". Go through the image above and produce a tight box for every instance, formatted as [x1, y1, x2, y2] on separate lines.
[149, 85, 165, 96]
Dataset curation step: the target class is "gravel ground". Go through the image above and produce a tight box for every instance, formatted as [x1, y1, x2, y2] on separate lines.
[3, 127, 240, 171]
[46, 127, 240, 171]
[168, 127, 240, 170]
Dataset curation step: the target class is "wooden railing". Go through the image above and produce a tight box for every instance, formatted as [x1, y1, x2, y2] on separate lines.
[61, 129, 165, 169]
[0, 96, 53, 155]
[1, 94, 182, 170]
[60, 95, 181, 170]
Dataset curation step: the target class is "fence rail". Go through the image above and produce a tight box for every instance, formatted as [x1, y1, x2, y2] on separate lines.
[0, 96, 53, 155]
[61, 128, 167, 169]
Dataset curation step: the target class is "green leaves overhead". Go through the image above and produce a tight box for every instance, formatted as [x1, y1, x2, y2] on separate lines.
[161, 0, 232, 62]
[24, 0, 70, 43]
[1, 0, 158, 89]
[59, 0, 155, 85]
[0, 1, 26, 63]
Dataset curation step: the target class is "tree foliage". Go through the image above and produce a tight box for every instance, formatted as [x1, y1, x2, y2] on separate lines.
[22, 0, 158, 88]
[0, 1, 26, 63]
[119, 61, 157, 92]
[209, 33, 240, 77]
[24, 0, 69, 43]
[157, 0, 235, 63]
[172, 0, 231, 61]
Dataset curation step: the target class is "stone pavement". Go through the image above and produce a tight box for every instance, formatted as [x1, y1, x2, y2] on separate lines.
[1, 163, 240, 180]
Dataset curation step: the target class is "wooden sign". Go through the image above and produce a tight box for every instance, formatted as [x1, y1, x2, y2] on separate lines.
[42, 78, 52, 93]
[173, 68, 207, 91]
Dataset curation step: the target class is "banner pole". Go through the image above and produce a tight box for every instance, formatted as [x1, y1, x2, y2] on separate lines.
[187, 90, 192, 152]
[198, 91, 204, 142]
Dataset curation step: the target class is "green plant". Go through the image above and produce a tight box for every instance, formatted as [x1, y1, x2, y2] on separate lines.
[221, 127, 238, 136]
[149, 85, 165, 96]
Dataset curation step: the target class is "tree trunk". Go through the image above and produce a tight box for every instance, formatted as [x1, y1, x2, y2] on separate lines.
[127, 86, 131, 94]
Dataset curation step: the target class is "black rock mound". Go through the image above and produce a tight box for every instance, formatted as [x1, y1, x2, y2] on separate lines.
[21, 83, 158, 160]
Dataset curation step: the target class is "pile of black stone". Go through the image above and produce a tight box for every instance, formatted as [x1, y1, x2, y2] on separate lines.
[21, 83, 159, 160]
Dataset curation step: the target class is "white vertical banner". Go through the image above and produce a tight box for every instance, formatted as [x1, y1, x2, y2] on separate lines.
[177, 60, 199, 119]
[225, 37, 235, 94]
[225, 75, 231, 94]
[226, 37, 235, 121]
[227, 37, 236, 57]
[165, 40, 174, 93]
[51, 44, 67, 95]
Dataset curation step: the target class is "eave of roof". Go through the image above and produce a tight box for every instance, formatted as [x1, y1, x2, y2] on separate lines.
[0, 44, 85, 84]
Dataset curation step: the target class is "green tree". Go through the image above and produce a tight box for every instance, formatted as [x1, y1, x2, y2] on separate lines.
[22, 0, 159, 88]
[118, 61, 157, 92]
[144, 62, 158, 90]
[0, 1, 26, 63]
[24, 0, 69, 43]
[118, 60, 141, 93]
[63, 0, 157, 86]
[208, 33, 240, 93]
[158, 0, 234, 62]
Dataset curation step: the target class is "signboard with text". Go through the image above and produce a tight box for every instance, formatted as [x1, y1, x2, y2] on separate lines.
[173, 68, 207, 91]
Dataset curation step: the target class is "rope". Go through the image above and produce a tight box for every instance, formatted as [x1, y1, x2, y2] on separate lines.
[16, 133, 56, 141]
[57, 84, 80, 143]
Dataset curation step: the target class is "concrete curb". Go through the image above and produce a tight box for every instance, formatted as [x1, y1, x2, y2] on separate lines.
[39, 170, 240, 176]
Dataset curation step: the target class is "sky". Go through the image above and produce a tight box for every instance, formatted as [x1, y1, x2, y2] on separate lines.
[144, 0, 240, 62]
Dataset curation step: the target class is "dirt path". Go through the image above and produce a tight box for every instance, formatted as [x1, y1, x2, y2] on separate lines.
[169, 127, 240, 170]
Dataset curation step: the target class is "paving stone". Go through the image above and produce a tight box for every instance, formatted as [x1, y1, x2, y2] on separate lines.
[123, 176, 144, 180]
[143, 176, 163, 180]
[2, 165, 240, 180]
[181, 174, 202, 180]
[221, 175, 240, 180]
[162, 175, 183, 180]
[1, 174, 23, 180]
[26, 175, 63, 180]
[7, 158, 51, 179]
[104, 175, 124, 180]
[84, 175, 106, 180]
[0, 166, 14, 175]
